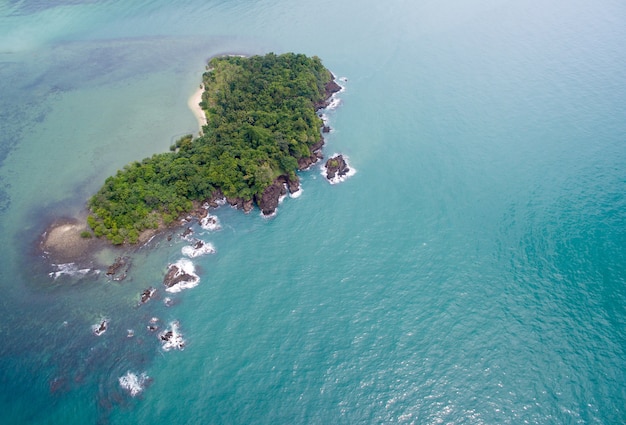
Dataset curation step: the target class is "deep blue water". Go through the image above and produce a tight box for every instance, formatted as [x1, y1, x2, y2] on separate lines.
[1, 0, 625, 423]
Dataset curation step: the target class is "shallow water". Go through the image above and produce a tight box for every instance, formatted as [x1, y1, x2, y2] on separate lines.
[1, 0, 625, 423]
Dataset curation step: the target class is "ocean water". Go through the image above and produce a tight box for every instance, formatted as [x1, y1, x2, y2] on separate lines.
[1, 0, 625, 423]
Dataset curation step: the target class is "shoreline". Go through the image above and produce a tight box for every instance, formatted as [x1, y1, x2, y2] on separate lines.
[40, 70, 344, 267]
[39, 213, 114, 266]
[187, 87, 207, 132]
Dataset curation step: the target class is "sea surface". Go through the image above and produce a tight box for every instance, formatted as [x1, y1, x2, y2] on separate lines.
[1, 0, 625, 423]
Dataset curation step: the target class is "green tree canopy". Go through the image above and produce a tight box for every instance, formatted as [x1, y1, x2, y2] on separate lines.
[88, 53, 335, 244]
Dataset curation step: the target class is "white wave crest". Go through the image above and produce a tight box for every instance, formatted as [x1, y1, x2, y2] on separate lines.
[49, 263, 94, 280]
[92, 318, 108, 336]
[182, 241, 216, 258]
[200, 214, 221, 231]
[159, 321, 185, 351]
[321, 154, 357, 185]
[165, 258, 200, 293]
[326, 96, 342, 110]
[289, 187, 303, 198]
[119, 371, 150, 397]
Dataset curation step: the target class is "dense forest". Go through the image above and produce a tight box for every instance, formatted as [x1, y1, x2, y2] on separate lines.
[87, 53, 335, 244]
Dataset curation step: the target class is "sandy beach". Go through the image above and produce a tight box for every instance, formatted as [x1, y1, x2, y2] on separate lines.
[40, 216, 116, 265]
[188, 87, 207, 131]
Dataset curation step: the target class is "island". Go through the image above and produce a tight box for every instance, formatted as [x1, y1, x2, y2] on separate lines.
[83, 52, 341, 245]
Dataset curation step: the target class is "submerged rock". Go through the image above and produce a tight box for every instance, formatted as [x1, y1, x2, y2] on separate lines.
[106, 256, 130, 281]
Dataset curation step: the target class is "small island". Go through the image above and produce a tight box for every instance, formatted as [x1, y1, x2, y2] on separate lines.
[82, 53, 340, 245]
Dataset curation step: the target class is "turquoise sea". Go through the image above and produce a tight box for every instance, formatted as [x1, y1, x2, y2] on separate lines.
[1, 0, 626, 423]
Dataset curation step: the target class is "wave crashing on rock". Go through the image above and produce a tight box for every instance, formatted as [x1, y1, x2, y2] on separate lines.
[322, 154, 356, 184]
[199, 214, 221, 231]
[163, 259, 200, 293]
[182, 240, 216, 258]
[119, 371, 150, 397]
[159, 321, 185, 351]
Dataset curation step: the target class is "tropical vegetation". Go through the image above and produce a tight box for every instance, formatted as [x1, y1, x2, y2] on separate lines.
[87, 53, 334, 244]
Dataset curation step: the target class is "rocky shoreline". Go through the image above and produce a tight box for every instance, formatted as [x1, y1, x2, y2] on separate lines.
[39, 76, 343, 268]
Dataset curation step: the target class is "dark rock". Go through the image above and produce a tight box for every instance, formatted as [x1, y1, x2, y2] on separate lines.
[140, 287, 156, 304]
[93, 319, 108, 336]
[160, 330, 173, 342]
[325, 155, 350, 180]
[227, 197, 247, 210]
[181, 227, 193, 239]
[314, 78, 342, 110]
[193, 204, 208, 219]
[322, 125, 331, 133]
[286, 175, 300, 194]
[255, 178, 287, 216]
[106, 256, 130, 281]
[193, 240, 204, 250]
[207, 189, 225, 208]
[275, 175, 300, 194]
[297, 139, 325, 170]
[242, 199, 254, 213]
[163, 264, 196, 288]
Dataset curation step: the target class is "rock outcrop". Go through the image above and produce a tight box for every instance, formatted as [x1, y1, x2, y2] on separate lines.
[314, 79, 342, 110]
[106, 256, 130, 281]
[255, 174, 300, 216]
[325, 155, 350, 180]
[256, 180, 287, 216]
[163, 264, 197, 288]
[140, 287, 156, 304]
[298, 139, 325, 170]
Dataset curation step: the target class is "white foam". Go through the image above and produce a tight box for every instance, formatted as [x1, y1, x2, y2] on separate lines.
[326, 96, 342, 110]
[119, 371, 150, 397]
[199, 214, 221, 231]
[321, 154, 357, 185]
[49, 263, 93, 280]
[278, 185, 288, 204]
[159, 321, 185, 351]
[182, 241, 216, 258]
[92, 318, 108, 336]
[289, 188, 303, 199]
[261, 208, 277, 219]
[165, 258, 200, 293]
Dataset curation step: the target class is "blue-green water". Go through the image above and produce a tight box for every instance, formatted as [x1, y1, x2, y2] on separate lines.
[1, 0, 626, 423]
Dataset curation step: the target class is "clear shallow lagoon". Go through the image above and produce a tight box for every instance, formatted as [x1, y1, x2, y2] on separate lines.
[1, 1, 625, 423]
